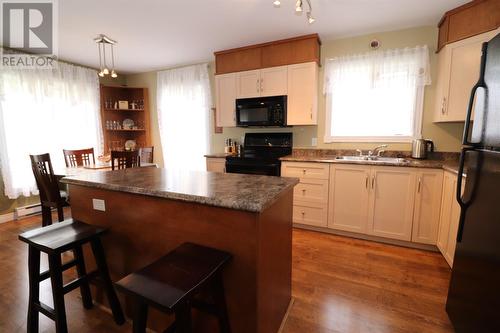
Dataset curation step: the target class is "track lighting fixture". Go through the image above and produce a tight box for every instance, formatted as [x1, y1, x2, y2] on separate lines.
[274, 0, 315, 24]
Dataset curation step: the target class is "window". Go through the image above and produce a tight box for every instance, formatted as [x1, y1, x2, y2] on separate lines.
[0, 61, 102, 199]
[157, 63, 212, 172]
[324, 46, 431, 142]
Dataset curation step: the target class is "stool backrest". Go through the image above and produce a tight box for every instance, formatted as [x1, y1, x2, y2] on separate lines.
[30, 153, 62, 204]
[139, 146, 154, 163]
[63, 148, 96, 167]
[111, 150, 140, 170]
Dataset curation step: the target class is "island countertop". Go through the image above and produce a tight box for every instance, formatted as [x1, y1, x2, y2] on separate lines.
[61, 167, 298, 213]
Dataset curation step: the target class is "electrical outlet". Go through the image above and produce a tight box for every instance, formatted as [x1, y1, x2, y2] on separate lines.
[312, 137, 317, 146]
[92, 199, 106, 212]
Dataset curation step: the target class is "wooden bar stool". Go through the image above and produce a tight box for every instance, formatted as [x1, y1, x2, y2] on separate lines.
[115, 243, 232, 333]
[19, 219, 125, 333]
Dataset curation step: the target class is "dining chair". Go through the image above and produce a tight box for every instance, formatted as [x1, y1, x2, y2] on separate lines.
[111, 150, 141, 170]
[30, 153, 69, 226]
[63, 148, 96, 167]
[139, 146, 154, 164]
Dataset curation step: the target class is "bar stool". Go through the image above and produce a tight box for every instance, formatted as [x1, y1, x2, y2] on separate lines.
[18, 219, 125, 333]
[115, 243, 232, 333]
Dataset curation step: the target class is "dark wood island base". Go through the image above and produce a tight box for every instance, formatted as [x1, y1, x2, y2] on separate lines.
[62, 168, 296, 333]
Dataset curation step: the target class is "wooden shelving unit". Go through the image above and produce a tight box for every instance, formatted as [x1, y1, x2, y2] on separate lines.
[100, 85, 151, 152]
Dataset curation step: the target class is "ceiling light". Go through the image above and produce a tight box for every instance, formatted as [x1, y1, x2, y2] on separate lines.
[94, 34, 118, 79]
[273, 0, 281, 7]
[295, 0, 303, 13]
[307, 12, 315, 24]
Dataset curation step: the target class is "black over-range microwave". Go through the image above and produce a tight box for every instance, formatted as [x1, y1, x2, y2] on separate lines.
[236, 95, 287, 127]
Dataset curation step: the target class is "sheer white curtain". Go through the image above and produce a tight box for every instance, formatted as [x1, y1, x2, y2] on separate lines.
[0, 60, 102, 199]
[157, 63, 211, 171]
[324, 45, 431, 142]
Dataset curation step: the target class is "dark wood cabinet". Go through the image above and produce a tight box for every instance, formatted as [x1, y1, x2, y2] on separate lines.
[214, 34, 321, 75]
[99, 85, 151, 153]
[438, 0, 500, 51]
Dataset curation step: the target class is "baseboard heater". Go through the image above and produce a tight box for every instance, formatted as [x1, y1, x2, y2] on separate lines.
[14, 203, 42, 220]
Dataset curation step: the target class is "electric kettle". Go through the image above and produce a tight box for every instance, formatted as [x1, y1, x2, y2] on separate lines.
[412, 139, 434, 159]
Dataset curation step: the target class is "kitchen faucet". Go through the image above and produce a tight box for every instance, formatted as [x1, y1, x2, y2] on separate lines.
[369, 145, 388, 157]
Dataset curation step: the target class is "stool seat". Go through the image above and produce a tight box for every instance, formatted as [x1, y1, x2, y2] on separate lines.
[116, 242, 231, 311]
[19, 219, 106, 254]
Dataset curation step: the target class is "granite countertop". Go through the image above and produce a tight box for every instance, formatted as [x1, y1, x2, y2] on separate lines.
[204, 153, 231, 158]
[61, 167, 298, 213]
[280, 149, 464, 175]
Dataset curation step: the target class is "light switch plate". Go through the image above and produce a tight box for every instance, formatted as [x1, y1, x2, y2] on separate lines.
[92, 199, 106, 212]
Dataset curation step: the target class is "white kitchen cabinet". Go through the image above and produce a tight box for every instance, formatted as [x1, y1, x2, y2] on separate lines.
[328, 165, 370, 233]
[437, 171, 464, 267]
[412, 170, 444, 245]
[206, 157, 226, 173]
[434, 29, 498, 122]
[260, 66, 288, 97]
[287, 62, 318, 125]
[281, 162, 329, 227]
[215, 73, 237, 127]
[236, 69, 261, 98]
[368, 167, 417, 241]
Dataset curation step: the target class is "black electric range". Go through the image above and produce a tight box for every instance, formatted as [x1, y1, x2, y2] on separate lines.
[225, 133, 292, 176]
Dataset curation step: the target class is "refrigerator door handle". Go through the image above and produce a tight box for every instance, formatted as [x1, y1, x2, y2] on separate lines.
[463, 42, 488, 146]
[456, 148, 472, 242]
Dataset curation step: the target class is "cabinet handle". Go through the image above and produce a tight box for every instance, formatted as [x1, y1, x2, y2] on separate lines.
[371, 176, 375, 189]
[417, 177, 422, 193]
[256, 79, 259, 93]
[310, 107, 313, 120]
[443, 97, 447, 115]
[302, 169, 306, 175]
[365, 175, 369, 189]
[260, 78, 263, 92]
[301, 211, 305, 218]
[302, 189, 306, 195]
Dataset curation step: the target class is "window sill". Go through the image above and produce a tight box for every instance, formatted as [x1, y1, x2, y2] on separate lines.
[324, 136, 415, 143]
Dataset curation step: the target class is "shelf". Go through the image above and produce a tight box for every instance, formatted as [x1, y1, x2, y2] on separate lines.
[104, 108, 145, 112]
[106, 128, 145, 132]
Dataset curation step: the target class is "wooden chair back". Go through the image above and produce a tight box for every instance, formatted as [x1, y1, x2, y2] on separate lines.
[63, 148, 96, 167]
[30, 153, 62, 204]
[111, 150, 140, 170]
[139, 146, 154, 164]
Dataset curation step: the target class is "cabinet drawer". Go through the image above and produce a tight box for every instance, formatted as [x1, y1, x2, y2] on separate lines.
[293, 202, 327, 227]
[281, 162, 329, 180]
[293, 179, 328, 204]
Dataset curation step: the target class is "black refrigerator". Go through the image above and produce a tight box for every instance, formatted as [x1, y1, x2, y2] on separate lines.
[446, 33, 500, 332]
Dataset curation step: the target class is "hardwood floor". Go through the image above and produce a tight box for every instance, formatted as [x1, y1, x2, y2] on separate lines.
[0, 210, 454, 333]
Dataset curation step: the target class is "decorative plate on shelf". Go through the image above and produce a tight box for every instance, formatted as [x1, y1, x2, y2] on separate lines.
[124, 140, 137, 151]
[123, 118, 134, 130]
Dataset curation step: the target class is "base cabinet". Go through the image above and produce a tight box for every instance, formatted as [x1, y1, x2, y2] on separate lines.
[206, 157, 226, 173]
[437, 171, 463, 267]
[368, 167, 417, 241]
[328, 165, 370, 233]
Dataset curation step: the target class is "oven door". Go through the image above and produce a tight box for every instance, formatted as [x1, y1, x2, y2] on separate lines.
[225, 159, 281, 176]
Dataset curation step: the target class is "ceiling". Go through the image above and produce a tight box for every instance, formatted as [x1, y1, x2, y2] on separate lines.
[59, 0, 469, 74]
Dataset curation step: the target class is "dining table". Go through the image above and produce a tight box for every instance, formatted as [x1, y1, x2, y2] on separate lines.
[55, 161, 158, 177]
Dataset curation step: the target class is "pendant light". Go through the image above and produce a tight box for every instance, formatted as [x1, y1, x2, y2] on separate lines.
[95, 34, 118, 78]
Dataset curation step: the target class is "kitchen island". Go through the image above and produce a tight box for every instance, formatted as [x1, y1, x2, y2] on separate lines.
[61, 168, 297, 333]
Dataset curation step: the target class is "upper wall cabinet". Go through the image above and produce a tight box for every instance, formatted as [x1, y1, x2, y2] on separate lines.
[214, 34, 321, 75]
[215, 73, 237, 127]
[437, 0, 500, 52]
[287, 62, 318, 125]
[434, 29, 498, 122]
[236, 66, 288, 98]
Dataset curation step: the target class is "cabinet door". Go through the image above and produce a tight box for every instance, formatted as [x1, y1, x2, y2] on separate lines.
[433, 48, 451, 122]
[328, 165, 371, 233]
[437, 172, 454, 257]
[293, 202, 328, 227]
[206, 158, 226, 173]
[412, 170, 444, 245]
[446, 180, 462, 266]
[260, 66, 288, 97]
[236, 69, 261, 98]
[287, 62, 318, 125]
[215, 73, 237, 127]
[368, 167, 416, 241]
